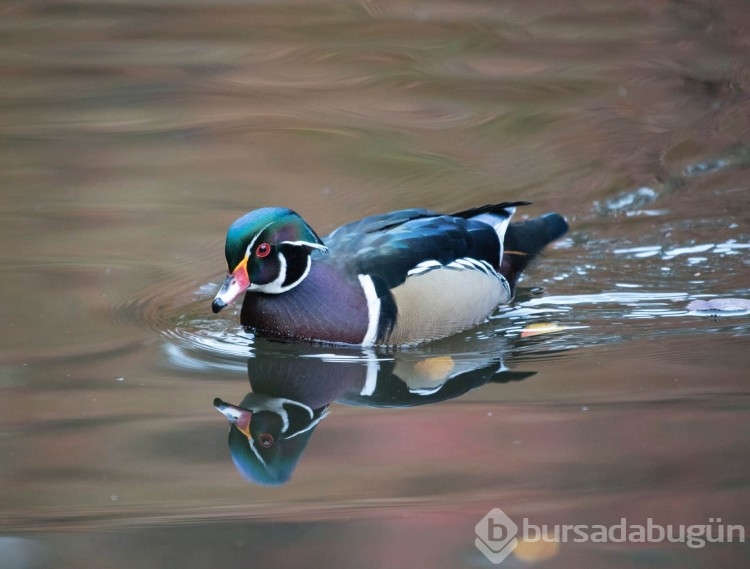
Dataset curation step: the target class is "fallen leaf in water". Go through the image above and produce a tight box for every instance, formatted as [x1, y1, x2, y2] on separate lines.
[687, 298, 750, 316]
[520, 323, 568, 337]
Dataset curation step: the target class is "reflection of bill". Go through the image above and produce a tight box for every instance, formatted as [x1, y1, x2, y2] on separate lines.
[213, 336, 537, 486]
[475, 508, 519, 565]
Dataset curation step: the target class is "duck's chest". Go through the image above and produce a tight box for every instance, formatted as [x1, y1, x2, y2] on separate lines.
[240, 263, 370, 344]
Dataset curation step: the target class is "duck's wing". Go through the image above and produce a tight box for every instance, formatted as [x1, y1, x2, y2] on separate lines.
[323, 208, 437, 248]
[330, 210, 509, 289]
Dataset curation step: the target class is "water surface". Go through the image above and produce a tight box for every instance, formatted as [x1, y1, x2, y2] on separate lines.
[1, 1, 749, 567]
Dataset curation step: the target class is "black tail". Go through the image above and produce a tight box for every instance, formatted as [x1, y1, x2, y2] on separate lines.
[501, 213, 568, 289]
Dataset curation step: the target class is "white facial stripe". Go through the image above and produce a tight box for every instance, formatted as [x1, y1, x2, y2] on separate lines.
[249, 250, 314, 295]
[285, 408, 330, 440]
[358, 274, 381, 346]
[281, 240, 328, 252]
[286, 255, 312, 291]
[247, 439, 267, 469]
[249, 252, 286, 293]
[245, 220, 276, 259]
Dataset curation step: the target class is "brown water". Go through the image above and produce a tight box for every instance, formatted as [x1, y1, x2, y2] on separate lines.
[1, 1, 749, 567]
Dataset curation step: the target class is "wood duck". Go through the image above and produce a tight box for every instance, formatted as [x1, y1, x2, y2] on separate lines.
[214, 337, 536, 485]
[212, 202, 568, 346]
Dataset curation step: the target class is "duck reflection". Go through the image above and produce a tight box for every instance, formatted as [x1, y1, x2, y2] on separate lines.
[214, 336, 535, 485]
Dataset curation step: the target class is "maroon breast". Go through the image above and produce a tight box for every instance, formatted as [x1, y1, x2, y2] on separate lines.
[240, 263, 369, 344]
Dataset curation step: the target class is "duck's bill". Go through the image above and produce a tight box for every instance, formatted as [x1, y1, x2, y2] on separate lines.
[211, 267, 250, 313]
[214, 398, 252, 438]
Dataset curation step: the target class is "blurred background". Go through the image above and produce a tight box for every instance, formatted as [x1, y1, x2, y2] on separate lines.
[1, 1, 748, 567]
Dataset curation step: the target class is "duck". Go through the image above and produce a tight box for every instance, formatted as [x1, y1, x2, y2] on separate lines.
[213, 338, 537, 485]
[212, 202, 568, 346]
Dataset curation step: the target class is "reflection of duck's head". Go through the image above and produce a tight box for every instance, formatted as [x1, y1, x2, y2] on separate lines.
[214, 393, 327, 486]
[214, 336, 536, 485]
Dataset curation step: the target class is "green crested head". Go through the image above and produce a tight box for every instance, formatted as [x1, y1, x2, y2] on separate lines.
[212, 207, 327, 313]
[224, 207, 324, 271]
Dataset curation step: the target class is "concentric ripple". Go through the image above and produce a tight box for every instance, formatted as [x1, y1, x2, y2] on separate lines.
[0, 260, 162, 363]
[109, 266, 259, 371]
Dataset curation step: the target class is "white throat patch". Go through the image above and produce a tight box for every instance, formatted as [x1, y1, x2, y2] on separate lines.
[250, 253, 312, 294]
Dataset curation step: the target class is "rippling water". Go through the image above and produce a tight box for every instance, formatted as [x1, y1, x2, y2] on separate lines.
[1, 1, 749, 568]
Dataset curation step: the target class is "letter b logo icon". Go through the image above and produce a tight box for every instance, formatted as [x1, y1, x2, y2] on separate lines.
[489, 517, 508, 541]
[475, 508, 519, 565]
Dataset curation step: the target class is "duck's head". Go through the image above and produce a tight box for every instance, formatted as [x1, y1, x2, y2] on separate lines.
[212, 207, 327, 313]
[214, 394, 328, 486]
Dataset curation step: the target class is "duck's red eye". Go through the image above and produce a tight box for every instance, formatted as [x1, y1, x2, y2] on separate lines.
[256, 243, 271, 258]
[258, 433, 274, 448]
